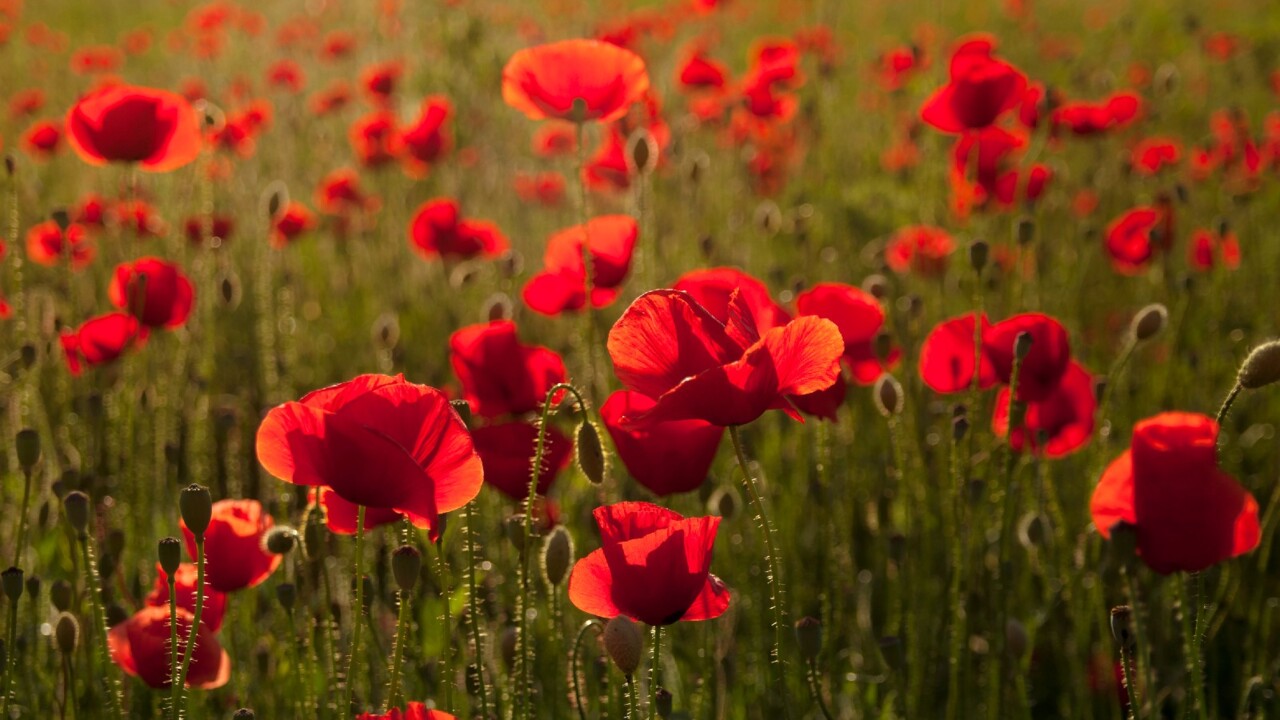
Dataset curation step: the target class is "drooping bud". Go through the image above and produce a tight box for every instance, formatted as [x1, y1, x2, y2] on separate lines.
[264, 526, 299, 556]
[180, 484, 213, 541]
[603, 615, 643, 676]
[1014, 331, 1034, 360]
[15, 429, 40, 471]
[1128, 303, 1168, 343]
[24, 576, 39, 603]
[55, 612, 79, 654]
[158, 537, 182, 577]
[873, 374, 903, 417]
[541, 526, 574, 588]
[968, 240, 989, 274]
[795, 616, 823, 661]
[575, 421, 606, 485]
[1238, 340, 1280, 390]
[391, 545, 422, 592]
[50, 580, 73, 612]
[2, 567, 23, 602]
[1109, 605, 1135, 652]
[63, 491, 91, 537]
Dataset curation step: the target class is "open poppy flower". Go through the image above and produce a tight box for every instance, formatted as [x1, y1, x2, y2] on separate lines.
[532, 122, 577, 157]
[357, 703, 456, 720]
[1189, 227, 1241, 271]
[108, 257, 195, 329]
[449, 320, 566, 418]
[921, 36, 1027, 133]
[919, 312, 998, 394]
[60, 312, 145, 376]
[401, 96, 452, 176]
[256, 374, 483, 542]
[1050, 92, 1142, 137]
[1091, 412, 1260, 574]
[183, 215, 234, 246]
[602, 391, 723, 496]
[993, 360, 1096, 457]
[145, 563, 227, 632]
[673, 267, 791, 336]
[514, 171, 567, 206]
[20, 118, 61, 158]
[180, 499, 281, 593]
[1104, 207, 1161, 274]
[315, 488, 405, 535]
[408, 199, 509, 262]
[315, 168, 380, 216]
[522, 215, 638, 315]
[108, 606, 230, 689]
[1131, 137, 1181, 175]
[349, 110, 403, 168]
[677, 47, 729, 90]
[271, 201, 316, 248]
[983, 313, 1071, 403]
[65, 84, 202, 171]
[26, 220, 94, 269]
[502, 39, 650, 123]
[471, 420, 572, 500]
[567, 501, 731, 626]
[607, 289, 844, 426]
[884, 225, 956, 277]
[795, 283, 900, 385]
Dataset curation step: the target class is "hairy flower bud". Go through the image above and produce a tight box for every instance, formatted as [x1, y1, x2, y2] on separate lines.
[180, 484, 212, 540]
[603, 615, 643, 676]
[541, 526, 574, 588]
[63, 491, 91, 537]
[1238, 340, 1280, 390]
[1110, 605, 1135, 653]
[55, 612, 79, 654]
[795, 616, 823, 661]
[392, 545, 422, 593]
[1129, 303, 1168, 343]
[873, 374, 903, 417]
[576, 420, 606, 485]
[15, 429, 40, 471]
[158, 537, 182, 577]
[264, 526, 299, 556]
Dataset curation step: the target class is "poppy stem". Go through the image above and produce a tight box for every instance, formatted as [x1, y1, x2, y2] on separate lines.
[173, 539, 206, 718]
[1, 588, 17, 716]
[945, 427, 969, 720]
[342, 505, 367, 716]
[805, 658, 835, 720]
[1175, 573, 1208, 720]
[1120, 567, 1148, 720]
[727, 425, 790, 712]
[570, 619, 604, 720]
[1214, 382, 1242, 445]
[167, 578, 178, 720]
[386, 586, 410, 709]
[574, 120, 600, 401]
[12, 466, 33, 568]
[624, 674, 638, 720]
[464, 502, 491, 717]
[649, 625, 662, 714]
[79, 532, 125, 720]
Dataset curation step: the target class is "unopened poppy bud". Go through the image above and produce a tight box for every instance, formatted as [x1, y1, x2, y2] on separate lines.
[504, 515, 527, 552]
[708, 487, 736, 519]
[686, 151, 709, 185]
[541, 526, 573, 588]
[1006, 619, 1028, 659]
[1016, 217, 1035, 246]
[576, 421, 606, 485]
[55, 612, 79, 654]
[655, 687, 673, 718]
[303, 506, 326, 560]
[499, 249, 524, 278]
[25, 576, 39, 602]
[500, 625, 518, 669]
[1109, 605, 1135, 652]
[276, 582, 296, 611]
[104, 602, 126, 627]
[1238, 340, 1280, 390]
[264, 526, 299, 556]
[261, 180, 290, 221]
[626, 128, 658, 176]
[952, 415, 970, 441]
[233, 710, 256, 720]
[99, 552, 118, 580]
[63, 491, 91, 537]
[795, 616, 823, 661]
[51, 580, 72, 612]
[1154, 63, 1180, 95]
[968, 240, 989, 273]
[603, 615, 643, 676]
[180, 484, 212, 540]
[1129, 303, 1168, 343]
[4, 154, 14, 176]
[392, 545, 422, 592]
[873, 374, 903, 417]
[15, 429, 39, 471]
[861, 274, 889, 299]
[483, 293, 513, 323]
[2, 567, 23, 602]
[1018, 513, 1047, 548]
[874, 332, 894, 363]
[371, 313, 400, 350]
[51, 207, 70, 230]
[1014, 331, 1034, 360]
[755, 201, 782, 235]
[1216, 216, 1231, 237]
[19, 344, 35, 368]
[1108, 520, 1139, 562]
[158, 537, 182, 577]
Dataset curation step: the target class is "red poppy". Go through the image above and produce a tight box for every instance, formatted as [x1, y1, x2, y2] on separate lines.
[145, 563, 227, 632]
[65, 84, 202, 172]
[108, 257, 195, 329]
[471, 421, 572, 500]
[408, 199, 508, 262]
[361, 60, 403, 104]
[1130, 137, 1181, 175]
[180, 499, 282, 592]
[951, 126, 1026, 196]
[184, 215, 234, 246]
[1091, 412, 1260, 574]
[514, 171, 566, 206]
[993, 361, 1096, 457]
[266, 59, 305, 92]
[1051, 92, 1142, 136]
[356, 703, 456, 720]
[502, 39, 650, 124]
[531, 122, 577, 157]
[884, 225, 956, 276]
[677, 47, 729, 91]
[983, 313, 1071, 403]
[582, 127, 632, 193]
[70, 45, 123, 75]
[348, 110, 403, 168]
[1104, 206, 1161, 274]
[320, 30, 357, 60]
[919, 312, 998, 394]
[522, 215, 638, 316]
[1189, 227, 1241, 271]
[601, 391, 723, 497]
[449, 320, 566, 418]
[316, 487, 404, 535]
[921, 36, 1027, 133]
[607, 289, 843, 426]
[108, 606, 230, 689]
[673, 268, 792, 335]
[795, 283, 900, 385]
[256, 374, 483, 542]
[60, 312, 144, 376]
[315, 168, 379, 215]
[74, 193, 108, 228]
[401, 96, 451, 175]
[20, 119, 60, 158]
[113, 199, 168, 239]
[567, 501, 731, 625]
[271, 201, 316, 248]
[875, 45, 920, 91]
[9, 88, 45, 118]
[309, 81, 352, 115]
[745, 37, 804, 90]
[26, 221, 94, 269]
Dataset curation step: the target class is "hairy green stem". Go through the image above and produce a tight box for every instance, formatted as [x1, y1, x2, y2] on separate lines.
[464, 502, 491, 717]
[1176, 574, 1207, 720]
[341, 506, 368, 715]
[168, 579, 178, 719]
[571, 619, 604, 720]
[80, 537, 125, 720]
[386, 588, 411, 709]
[173, 540, 205, 718]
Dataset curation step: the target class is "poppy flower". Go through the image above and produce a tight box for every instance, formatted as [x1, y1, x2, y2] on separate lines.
[1130, 137, 1180, 176]
[356, 703, 456, 720]
[884, 225, 956, 276]
[60, 312, 144, 376]
[1091, 412, 1260, 574]
[582, 127, 632, 193]
[349, 110, 403, 168]
[471, 421, 572, 500]
[401, 96, 452, 175]
[108, 257, 195, 329]
[315, 488, 404, 535]
[673, 268, 791, 335]
[26, 220, 94, 269]
[74, 193, 108, 228]
[20, 119, 60, 158]
[9, 88, 45, 118]
[315, 168, 379, 215]
[795, 283, 900, 385]
[601, 391, 723, 496]
[65, 84, 202, 172]
[271, 201, 316, 248]
[993, 361, 1096, 457]
[919, 312, 998, 394]
[184, 215, 234, 246]
[1051, 92, 1142, 136]
[113, 199, 168, 239]
[745, 38, 804, 90]
[502, 39, 650, 124]
[876, 45, 920, 91]
[361, 60, 403, 104]
[567, 501, 731, 626]
[145, 563, 227, 632]
[1104, 206, 1161, 274]
[449, 320, 566, 418]
[983, 313, 1071, 403]
[180, 499, 282, 593]
[607, 289, 844, 426]
[531, 122, 577, 157]
[309, 81, 352, 115]
[1189, 227, 1240, 271]
[921, 36, 1027, 133]
[108, 606, 230, 689]
[408, 199, 509, 261]
[514, 171, 566, 206]
[522, 215, 638, 316]
[256, 374, 484, 542]
[677, 47, 729, 91]
[266, 59, 305, 92]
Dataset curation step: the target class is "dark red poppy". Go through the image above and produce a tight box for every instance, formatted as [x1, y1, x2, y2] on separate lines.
[522, 215, 638, 316]
[982, 313, 1071, 403]
[74, 193, 108, 228]
[315, 488, 404, 535]
[108, 257, 195, 329]
[1091, 412, 1260, 574]
[145, 562, 227, 632]
[1189, 228, 1240, 271]
[60, 312, 144, 376]
[607, 289, 843, 426]
[271, 201, 316, 248]
[184, 215, 234, 246]
[745, 37, 804, 90]
[993, 360, 1096, 457]
[672, 267, 791, 336]
[315, 168, 379, 215]
[921, 36, 1027, 133]
[795, 283, 900, 385]
[309, 81, 352, 116]
[348, 110, 403, 168]
[65, 84, 202, 172]
[1131, 137, 1181, 175]
[256, 374, 483, 542]
[885, 225, 956, 276]
[919, 312, 998, 394]
[677, 47, 729, 90]
[266, 59, 305, 93]
[514, 171, 566, 206]
[602, 391, 723, 497]
[567, 501, 731, 625]
[180, 499, 282, 593]
[471, 421, 572, 500]
[108, 606, 230, 689]
[1104, 206, 1161, 274]
[502, 39, 650, 123]
[26, 220, 94, 269]
[449, 320, 566, 418]
[401, 96, 451, 176]
[20, 119, 60, 158]
[361, 60, 403, 104]
[952, 125, 1026, 196]
[408, 199, 508, 261]
[356, 703, 456, 720]
[1051, 92, 1142, 136]
[531, 122, 577, 157]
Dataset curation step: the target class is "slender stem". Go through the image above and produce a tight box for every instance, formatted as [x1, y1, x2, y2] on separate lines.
[1215, 383, 1242, 428]
[437, 542, 454, 712]
[1121, 567, 1149, 720]
[173, 540, 206, 717]
[80, 537, 125, 720]
[570, 620, 604, 720]
[1, 598, 17, 716]
[1118, 645, 1138, 720]
[1176, 574, 1208, 720]
[386, 588, 410, 709]
[573, 120, 599, 400]
[342, 506, 368, 716]
[649, 625, 662, 715]
[625, 675, 638, 720]
[464, 503, 491, 717]
[12, 468, 33, 567]
[168, 579, 179, 720]
[805, 660, 835, 720]
[945, 429, 969, 720]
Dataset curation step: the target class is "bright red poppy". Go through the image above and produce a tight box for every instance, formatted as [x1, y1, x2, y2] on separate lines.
[567, 501, 731, 626]
[113, 199, 168, 239]
[183, 215, 234, 246]
[919, 312, 998, 394]
[1189, 227, 1241, 271]
[677, 47, 729, 91]
[20, 119, 60, 158]
[522, 215, 638, 316]
[60, 312, 144, 376]
[408, 199, 509, 261]
[26, 220, 94, 269]
[795, 283, 900, 385]
[65, 84, 202, 171]
[315, 168, 379, 215]
[108, 257, 195, 329]
[180, 499, 282, 593]
[471, 421, 572, 500]
[349, 110, 403, 168]
[356, 703, 456, 720]
[1051, 92, 1142, 136]
[921, 36, 1027, 133]
[993, 360, 1096, 457]
[502, 39, 650, 123]
[401, 96, 452, 176]
[983, 313, 1071, 403]
[884, 225, 956, 276]
[1104, 206, 1161, 274]
[1130, 137, 1181, 176]
[315, 488, 405, 535]
[601, 391, 723, 497]
[1091, 412, 1260, 574]
[145, 563, 227, 632]
[361, 61, 403, 104]
[673, 268, 791, 334]
[271, 201, 316, 248]
[514, 171, 567, 206]
[256, 374, 483, 542]
[449, 320, 566, 418]
[108, 606, 230, 689]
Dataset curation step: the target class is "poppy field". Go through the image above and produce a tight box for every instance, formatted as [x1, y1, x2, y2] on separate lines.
[4, 0, 1280, 718]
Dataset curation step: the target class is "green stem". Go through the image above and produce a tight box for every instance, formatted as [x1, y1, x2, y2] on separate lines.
[945, 431, 969, 720]
[386, 588, 410, 709]
[342, 506, 368, 716]
[464, 503, 491, 717]
[1215, 383, 1242, 428]
[1121, 567, 1150, 720]
[805, 660, 835, 720]
[649, 625, 662, 714]
[173, 540, 205, 718]
[1176, 574, 1208, 720]
[168, 579, 178, 720]
[570, 620, 604, 720]
[80, 537, 125, 720]
[625, 676, 638, 720]
[13, 468, 33, 567]
[573, 120, 599, 400]
[2, 598, 17, 716]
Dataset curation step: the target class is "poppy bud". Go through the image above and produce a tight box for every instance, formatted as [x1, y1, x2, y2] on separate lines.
[483, 293, 513, 323]
[576, 420, 606, 485]
[862, 274, 889, 299]
[1016, 217, 1035, 246]
[1238, 340, 1280, 390]
[1109, 605, 1135, 653]
[276, 582, 296, 612]
[303, 506, 327, 561]
[755, 201, 782, 235]
[873, 374, 903, 417]
[874, 332, 894, 364]
[603, 615, 643, 677]
[24, 576, 39, 602]
[371, 313, 400, 351]
[1108, 520, 1139, 563]
[51, 580, 72, 612]
[4, 154, 14, 176]
[15, 429, 39, 471]
[685, 151, 709, 186]
[180, 483, 213, 541]
[655, 687, 673, 718]
[1018, 513, 1047, 548]
[504, 515, 528, 552]
[626, 128, 658, 176]
[51, 207, 70, 230]
[1006, 619, 1028, 659]
[158, 537, 182, 577]
[233, 710, 256, 720]
[795, 616, 823, 661]
[392, 545, 422, 592]
[2, 567, 23, 602]
[500, 625, 518, 669]
[968, 240, 989, 273]
[499, 249, 524, 279]
[952, 415, 970, 441]
[1174, 183, 1190, 205]
[1013, 331, 1034, 360]
[541, 526, 573, 588]
[1216, 216, 1231, 237]
[708, 486, 736, 519]
[19, 344, 36, 368]
[63, 491, 91, 537]
[194, 99, 225, 133]
[99, 552, 118, 580]
[261, 526, 297, 556]
[261, 180, 290, 221]
[1154, 63, 1180, 95]
[55, 612, 79, 654]
[1129, 304, 1168, 343]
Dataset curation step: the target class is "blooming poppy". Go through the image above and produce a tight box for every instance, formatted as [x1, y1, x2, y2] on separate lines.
[315, 487, 404, 535]
[108, 257, 195, 329]
[983, 313, 1071, 403]
[884, 225, 956, 276]
[677, 47, 729, 91]
[26, 220, 94, 269]
[20, 119, 60, 158]
[1104, 206, 1161, 274]
[1130, 137, 1181, 176]
[471, 421, 572, 500]
[607, 289, 844, 426]
[582, 127, 632, 193]
[9, 88, 45, 118]
[567, 501, 731, 626]
[60, 312, 144, 376]
[1189, 227, 1241, 271]
[180, 499, 282, 593]
[1091, 412, 1260, 574]
[1050, 92, 1142, 136]
[145, 563, 227, 632]
[184, 215, 234, 246]
[266, 58, 306, 92]
[919, 312, 998, 394]
[113, 199, 168, 239]
[271, 201, 316, 248]
[356, 703, 456, 720]
[992, 360, 1096, 457]
[876, 45, 920, 91]
[315, 167, 379, 215]
[531, 122, 577, 157]
[401, 96, 452, 176]
[522, 215, 639, 316]
[449, 320, 566, 418]
[795, 283, 900, 385]
[502, 39, 650, 123]
[673, 268, 791, 335]
[514, 171, 566, 206]
[921, 36, 1027, 133]
[601, 391, 723, 496]
[361, 60, 403, 104]
[309, 81, 352, 115]
[408, 199, 509, 262]
[108, 606, 230, 689]
[349, 110, 403, 168]
[74, 193, 108, 228]
[256, 374, 483, 542]
[65, 84, 202, 171]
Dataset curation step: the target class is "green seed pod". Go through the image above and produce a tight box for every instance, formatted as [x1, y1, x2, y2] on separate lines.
[303, 506, 327, 561]
[180, 484, 213, 540]
[873, 374, 903, 417]
[15, 429, 40, 471]
[50, 580, 73, 612]
[1129, 303, 1168, 343]
[158, 537, 183, 577]
[2, 567, 23, 601]
[264, 526, 299, 556]
[391, 545, 422, 593]
[1238, 340, 1280, 390]
[63, 491, 91, 537]
[55, 612, 79, 654]
[1110, 605, 1135, 653]
[576, 420, 606, 485]
[541, 526, 574, 588]
[795, 616, 823, 661]
[603, 615, 643, 677]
